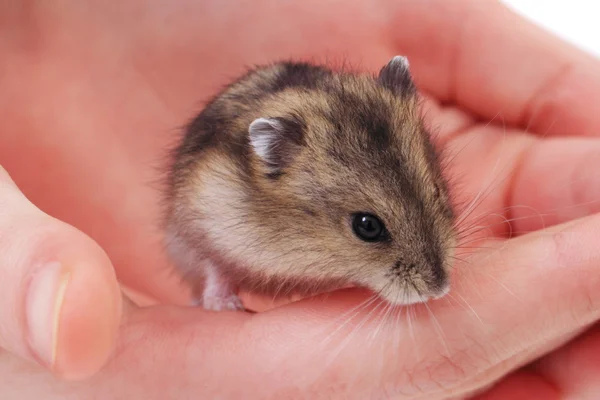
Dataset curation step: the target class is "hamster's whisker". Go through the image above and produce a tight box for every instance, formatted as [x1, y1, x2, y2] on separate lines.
[270, 273, 294, 302]
[368, 292, 397, 346]
[410, 281, 449, 358]
[522, 96, 561, 139]
[495, 204, 549, 225]
[390, 303, 404, 353]
[312, 295, 382, 381]
[440, 291, 463, 309]
[454, 245, 496, 251]
[456, 211, 555, 238]
[390, 301, 404, 353]
[467, 268, 523, 304]
[406, 304, 420, 360]
[422, 300, 450, 359]
[449, 292, 485, 328]
[438, 113, 491, 170]
[455, 205, 541, 235]
[454, 234, 496, 247]
[456, 211, 506, 237]
[387, 285, 412, 352]
[454, 130, 513, 231]
[455, 204, 529, 232]
[318, 293, 380, 348]
[366, 301, 391, 347]
[322, 293, 389, 370]
[466, 211, 553, 239]
[455, 225, 495, 241]
[387, 305, 404, 355]
[447, 255, 472, 265]
[452, 117, 562, 244]
[456, 209, 516, 233]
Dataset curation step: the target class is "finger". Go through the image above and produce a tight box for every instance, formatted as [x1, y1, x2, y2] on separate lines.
[245, 213, 600, 398]
[391, 0, 600, 137]
[38, 212, 600, 399]
[445, 126, 600, 239]
[66, 0, 600, 139]
[507, 137, 600, 234]
[534, 323, 600, 399]
[472, 370, 560, 400]
[0, 166, 122, 380]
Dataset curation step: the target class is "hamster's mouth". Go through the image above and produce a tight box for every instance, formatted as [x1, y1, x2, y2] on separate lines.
[366, 283, 451, 307]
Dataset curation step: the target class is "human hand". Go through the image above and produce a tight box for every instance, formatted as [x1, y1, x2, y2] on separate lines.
[1, 0, 600, 398]
[0, 167, 121, 380]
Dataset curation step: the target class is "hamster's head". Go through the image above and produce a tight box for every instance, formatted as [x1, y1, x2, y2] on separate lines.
[236, 56, 457, 306]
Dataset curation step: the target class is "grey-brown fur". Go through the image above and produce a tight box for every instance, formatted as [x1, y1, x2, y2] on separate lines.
[164, 57, 456, 309]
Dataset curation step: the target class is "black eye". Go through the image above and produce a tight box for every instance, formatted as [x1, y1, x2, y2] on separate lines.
[351, 213, 387, 242]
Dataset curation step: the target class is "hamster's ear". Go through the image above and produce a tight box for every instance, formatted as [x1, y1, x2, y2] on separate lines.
[377, 55, 417, 99]
[248, 117, 303, 175]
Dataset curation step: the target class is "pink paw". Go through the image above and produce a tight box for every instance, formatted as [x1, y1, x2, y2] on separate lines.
[202, 294, 245, 312]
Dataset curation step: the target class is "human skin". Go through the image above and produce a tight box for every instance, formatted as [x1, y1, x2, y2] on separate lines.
[1, 0, 600, 398]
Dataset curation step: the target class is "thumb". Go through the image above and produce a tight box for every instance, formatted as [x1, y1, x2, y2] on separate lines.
[0, 166, 122, 380]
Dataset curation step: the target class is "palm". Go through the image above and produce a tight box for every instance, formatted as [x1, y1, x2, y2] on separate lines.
[1, 1, 600, 398]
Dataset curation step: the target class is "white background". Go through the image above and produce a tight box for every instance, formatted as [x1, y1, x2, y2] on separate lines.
[502, 0, 600, 58]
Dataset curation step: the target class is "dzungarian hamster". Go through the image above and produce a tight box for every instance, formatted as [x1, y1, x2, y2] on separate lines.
[163, 56, 456, 311]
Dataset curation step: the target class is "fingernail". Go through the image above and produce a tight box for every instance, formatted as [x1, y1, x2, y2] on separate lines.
[26, 262, 70, 367]
[0, 164, 9, 180]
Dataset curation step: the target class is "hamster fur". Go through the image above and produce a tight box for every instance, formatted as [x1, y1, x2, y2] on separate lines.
[164, 56, 456, 311]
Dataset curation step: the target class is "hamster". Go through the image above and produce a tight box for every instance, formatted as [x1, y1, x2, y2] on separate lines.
[163, 56, 456, 311]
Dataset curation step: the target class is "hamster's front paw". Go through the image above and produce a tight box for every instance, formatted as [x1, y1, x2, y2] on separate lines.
[193, 261, 245, 311]
[202, 294, 245, 311]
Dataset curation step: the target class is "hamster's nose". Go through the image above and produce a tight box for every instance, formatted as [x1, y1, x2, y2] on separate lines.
[431, 282, 450, 299]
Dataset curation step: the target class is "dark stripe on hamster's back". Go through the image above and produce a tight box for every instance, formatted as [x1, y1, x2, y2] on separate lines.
[270, 62, 333, 91]
[325, 88, 394, 157]
[172, 62, 334, 182]
[186, 61, 334, 147]
[226, 61, 334, 101]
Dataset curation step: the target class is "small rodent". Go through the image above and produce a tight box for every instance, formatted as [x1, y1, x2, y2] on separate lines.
[164, 56, 456, 311]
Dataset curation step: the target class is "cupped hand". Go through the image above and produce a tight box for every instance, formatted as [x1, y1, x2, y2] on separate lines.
[1, 0, 600, 398]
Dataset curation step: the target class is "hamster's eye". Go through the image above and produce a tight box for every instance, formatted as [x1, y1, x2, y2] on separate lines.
[351, 213, 387, 242]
